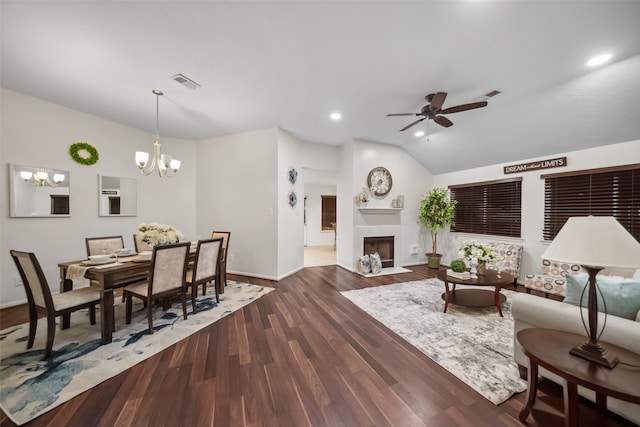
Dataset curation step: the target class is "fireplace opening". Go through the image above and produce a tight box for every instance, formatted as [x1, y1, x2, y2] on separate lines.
[364, 236, 394, 268]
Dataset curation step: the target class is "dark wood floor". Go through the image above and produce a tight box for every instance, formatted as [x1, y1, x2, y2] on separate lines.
[0, 265, 634, 427]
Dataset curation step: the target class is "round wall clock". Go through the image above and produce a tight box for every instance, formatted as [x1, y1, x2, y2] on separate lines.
[367, 166, 392, 196]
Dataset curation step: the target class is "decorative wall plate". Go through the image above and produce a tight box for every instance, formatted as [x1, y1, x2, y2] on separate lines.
[288, 167, 298, 184]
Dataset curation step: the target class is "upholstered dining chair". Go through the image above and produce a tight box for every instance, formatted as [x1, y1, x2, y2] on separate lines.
[133, 233, 154, 253]
[10, 250, 101, 359]
[86, 235, 132, 302]
[85, 235, 125, 257]
[124, 241, 191, 334]
[211, 231, 231, 291]
[186, 238, 223, 313]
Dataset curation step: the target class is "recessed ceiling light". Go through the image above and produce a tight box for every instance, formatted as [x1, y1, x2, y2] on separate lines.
[587, 53, 612, 67]
[330, 113, 341, 121]
[414, 130, 425, 137]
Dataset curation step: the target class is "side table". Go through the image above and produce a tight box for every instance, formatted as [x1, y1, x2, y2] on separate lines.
[517, 328, 640, 427]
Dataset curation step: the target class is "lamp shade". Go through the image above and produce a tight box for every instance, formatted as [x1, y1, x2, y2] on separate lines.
[542, 216, 640, 268]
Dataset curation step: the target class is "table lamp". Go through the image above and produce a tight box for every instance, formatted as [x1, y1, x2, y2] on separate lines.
[542, 216, 640, 368]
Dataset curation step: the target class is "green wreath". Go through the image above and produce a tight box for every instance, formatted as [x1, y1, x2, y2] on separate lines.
[69, 142, 99, 165]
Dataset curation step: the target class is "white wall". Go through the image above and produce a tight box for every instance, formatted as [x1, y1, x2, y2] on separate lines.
[276, 129, 305, 278]
[195, 128, 279, 280]
[304, 184, 337, 246]
[1, 88, 197, 307]
[434, 140, 640, 283]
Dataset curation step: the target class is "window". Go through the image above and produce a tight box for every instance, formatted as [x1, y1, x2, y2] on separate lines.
[321, 195, 336, 230]
[449, 178, 522, 237]
[542, 164, 639, 242]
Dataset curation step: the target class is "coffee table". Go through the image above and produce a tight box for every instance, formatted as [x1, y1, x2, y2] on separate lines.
[440, 269, 514, 317]
[517, 328, 640, 427]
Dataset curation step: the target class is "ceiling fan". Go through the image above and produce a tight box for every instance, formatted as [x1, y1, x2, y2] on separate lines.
[387, 92, 489, 131]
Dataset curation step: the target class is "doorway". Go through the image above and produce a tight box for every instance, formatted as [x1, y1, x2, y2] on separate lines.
[303, 183, 337, 267]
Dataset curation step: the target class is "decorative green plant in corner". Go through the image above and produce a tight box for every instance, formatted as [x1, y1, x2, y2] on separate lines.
[418, 187, 457, 268]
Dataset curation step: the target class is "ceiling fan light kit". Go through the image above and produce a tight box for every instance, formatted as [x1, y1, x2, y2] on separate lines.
[387, 91, 490, 132]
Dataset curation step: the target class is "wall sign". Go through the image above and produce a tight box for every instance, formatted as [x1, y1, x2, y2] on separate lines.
[504, 157, 566, 174]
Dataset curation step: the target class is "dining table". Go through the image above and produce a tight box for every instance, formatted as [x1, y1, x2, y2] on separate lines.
[58, 248, 207, 345]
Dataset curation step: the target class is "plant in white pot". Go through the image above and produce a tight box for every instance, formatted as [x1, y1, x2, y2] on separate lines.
[418, 187, 457, 269]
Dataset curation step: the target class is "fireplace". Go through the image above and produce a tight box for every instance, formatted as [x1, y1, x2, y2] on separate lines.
[364, 236, 394, 268]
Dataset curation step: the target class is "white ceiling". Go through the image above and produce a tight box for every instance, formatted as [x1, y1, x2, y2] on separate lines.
[2, 1, 640, 174]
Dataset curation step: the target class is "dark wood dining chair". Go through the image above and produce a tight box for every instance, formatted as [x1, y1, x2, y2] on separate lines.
[124, 241, 191, 334]
[85, 235, 125, 257]
[211, 231, 231, 291]
[10, 250, 101, 359]
[186, 238, 223, 313]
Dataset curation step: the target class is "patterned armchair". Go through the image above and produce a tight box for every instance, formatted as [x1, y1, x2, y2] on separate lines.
[524, 259, 586, 297]
[486, 242, 523, 286]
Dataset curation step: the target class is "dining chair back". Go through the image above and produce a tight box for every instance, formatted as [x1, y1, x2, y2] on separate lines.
[186, 238, 223, 312]
[85, 235, 125, 257]
[10, 250, 100, 359]
[133, 233, 154, 253]
[124, 241, 191, 334]
[211, 231, 231, 290]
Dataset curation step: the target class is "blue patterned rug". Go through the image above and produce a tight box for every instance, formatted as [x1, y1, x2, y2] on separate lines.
[341, 279, 527, 405]
[0, 281, 273, 425]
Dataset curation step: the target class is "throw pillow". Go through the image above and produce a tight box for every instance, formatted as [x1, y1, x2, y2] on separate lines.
[369, 252, 382, 274]
[357, 255, 371, 274]
[563, 273, 640, 321]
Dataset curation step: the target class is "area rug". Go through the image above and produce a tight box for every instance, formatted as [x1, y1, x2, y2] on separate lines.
[341, 279, 527, 405]
[0, 281, 273, 426]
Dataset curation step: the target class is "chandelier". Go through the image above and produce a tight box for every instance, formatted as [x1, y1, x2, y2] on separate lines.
[135, 90, 181, 177]
[20, 170, 65, 187]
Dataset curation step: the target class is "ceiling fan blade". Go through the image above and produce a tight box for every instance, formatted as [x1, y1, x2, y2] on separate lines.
[400, 118, 426, 131]
[441, 101, 488, 114]
[428, 92, 448, 111]
[434, 116, 453, 128]
[387, 113, 419, 117]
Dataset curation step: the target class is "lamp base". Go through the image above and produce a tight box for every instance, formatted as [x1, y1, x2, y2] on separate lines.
[570, 341, 619, 369]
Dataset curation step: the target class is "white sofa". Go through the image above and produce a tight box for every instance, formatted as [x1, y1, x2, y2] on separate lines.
[511, 292, 640, 425]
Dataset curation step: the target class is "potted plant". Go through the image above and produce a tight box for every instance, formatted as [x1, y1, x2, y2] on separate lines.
[418, 187, 457, 268]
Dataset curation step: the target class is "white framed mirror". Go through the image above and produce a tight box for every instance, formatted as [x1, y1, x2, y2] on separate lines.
[98, 175, 137, 216]
[9, 163, 71, 217]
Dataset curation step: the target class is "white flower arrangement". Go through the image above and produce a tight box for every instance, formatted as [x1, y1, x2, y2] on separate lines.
[138, 223, 183, 247]
[355, 187, 371, 206]
[459, 240, 501, 264]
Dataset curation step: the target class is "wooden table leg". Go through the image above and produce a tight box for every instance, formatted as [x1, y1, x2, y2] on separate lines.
[59, 273, 73, 330]
[563, 380, 579, 427]
[494, 286, 504, 317]
[595, 392, 608, 427]
[100, 289, 114, 344]
[519, 359, 538, 422]
[443, 281, 451, 313]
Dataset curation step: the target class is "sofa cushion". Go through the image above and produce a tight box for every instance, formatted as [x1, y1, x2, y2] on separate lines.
[563, 273, 640, 321]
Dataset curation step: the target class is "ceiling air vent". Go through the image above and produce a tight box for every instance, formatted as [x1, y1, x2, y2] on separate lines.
[171, 73, 201, 90]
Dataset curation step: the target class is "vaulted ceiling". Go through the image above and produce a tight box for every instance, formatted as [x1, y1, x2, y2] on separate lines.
[2, 1, 639, 174]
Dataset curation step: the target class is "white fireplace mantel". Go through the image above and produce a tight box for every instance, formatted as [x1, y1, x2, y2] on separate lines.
[358, 207, 402, 214]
